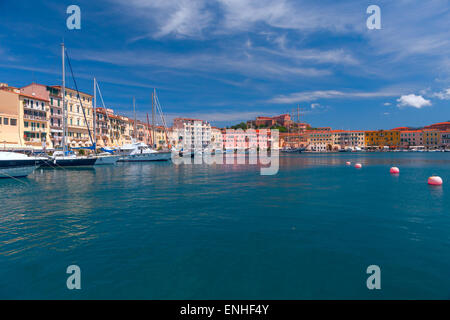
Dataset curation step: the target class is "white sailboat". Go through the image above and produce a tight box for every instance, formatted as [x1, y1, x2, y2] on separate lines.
[47, 43, 98, 167]
[118, 89, 172, 162]
[92, 78, 119, 165]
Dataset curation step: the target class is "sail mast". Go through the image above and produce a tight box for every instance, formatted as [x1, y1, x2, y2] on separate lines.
[152, 89, 156, 148]
[133, 97, 136, 140]
[61, 42, 66, 154]
[147, 113, 152, 145]
[93, 77, 97, 151]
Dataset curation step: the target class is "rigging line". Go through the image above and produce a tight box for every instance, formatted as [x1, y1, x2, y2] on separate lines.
[64, 49, 95, 148]
[0, 169, 30, 184]
[95, 81, 114, 144]
[153, 91, 169, 142]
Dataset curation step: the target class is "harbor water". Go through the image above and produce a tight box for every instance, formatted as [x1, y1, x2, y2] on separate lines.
[0, 152, 449, 299]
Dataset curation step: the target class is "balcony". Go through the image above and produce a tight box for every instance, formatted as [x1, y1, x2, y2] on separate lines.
[24, 114, 47, 121]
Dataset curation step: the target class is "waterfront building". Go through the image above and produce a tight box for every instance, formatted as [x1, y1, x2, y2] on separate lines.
[20, 92, 53, 150]
[399, 130, 423, 148]
[173, 118, 211, 151]
[222, 129, 272, 150]
[52, 86, 94, 148]
[441, 130, 450, 148]
[211, 127, 224, 150]
[0, 86, 23, 150]
[306, 130, 334, 151]
[279, 132, 308, 148]
[20, 83, 56, 150]
[422, 129, 441, 149]
[331, 130, 365, 149]
[365, 130, 400, 149]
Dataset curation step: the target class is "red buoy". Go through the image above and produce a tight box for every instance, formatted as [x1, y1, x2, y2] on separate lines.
[428, 176, 443, 186]
[355, 163, 362, 169]
[390, 167, 400, 174]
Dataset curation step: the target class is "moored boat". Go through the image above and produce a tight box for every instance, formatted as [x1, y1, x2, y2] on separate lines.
[118, 142, 171, 162]
[95, 153, 120, 165]
[41, 151, 98, 167]
[0, 152, 41, 178]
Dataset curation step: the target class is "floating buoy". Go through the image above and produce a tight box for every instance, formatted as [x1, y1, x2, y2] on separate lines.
[390, 167, 400, 174]
[355, 163, 362, 169]
[428, 176, 443, 186]
[346, 161, 351, 166]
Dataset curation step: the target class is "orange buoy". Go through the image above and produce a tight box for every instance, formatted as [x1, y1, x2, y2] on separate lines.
[428, 176, 443, 186]
[346, 161, 351, 166]
[355, 163, 362, 169]
[390, 167, 400, 174]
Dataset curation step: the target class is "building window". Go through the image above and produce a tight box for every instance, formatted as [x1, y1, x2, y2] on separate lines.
[10, 119, 17, 126]
[4, 118, 8, 125]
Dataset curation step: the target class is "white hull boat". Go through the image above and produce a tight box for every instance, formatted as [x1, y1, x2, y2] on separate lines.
[95, 153, 120, 165]
[0, 152, 40, 178]
[118, 142, 171, 162]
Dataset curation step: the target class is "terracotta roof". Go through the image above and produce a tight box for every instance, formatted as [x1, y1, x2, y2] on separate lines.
[51, 85, 93, 97]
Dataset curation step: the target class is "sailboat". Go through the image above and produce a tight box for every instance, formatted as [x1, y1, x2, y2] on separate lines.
[119, 89, 171, 162]
[45, 43, 98, 167]
[91, 78, 120, 165]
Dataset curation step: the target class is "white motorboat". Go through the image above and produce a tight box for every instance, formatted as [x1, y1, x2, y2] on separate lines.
[0, 152, 41, 178]
[118, 142, 171, 162]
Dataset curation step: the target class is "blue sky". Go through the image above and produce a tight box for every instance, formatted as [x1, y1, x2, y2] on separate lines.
[0, 0, 449, 129]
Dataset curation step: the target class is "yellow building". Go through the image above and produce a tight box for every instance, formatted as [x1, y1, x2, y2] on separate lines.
[306, 130, 334, 151]
[422, 130, 441, 149]
[365, 130, 400, 149]
[0, 87, 23, 149]
[53, 86, 94, 148]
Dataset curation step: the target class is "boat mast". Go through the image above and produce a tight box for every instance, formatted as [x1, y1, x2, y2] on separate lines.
[152, 89, 156, 148]
[147, 113, 152, 145]
[61, 42, 67, 154]
[133, 97, 136, 140]
[93, 77, 97, 151]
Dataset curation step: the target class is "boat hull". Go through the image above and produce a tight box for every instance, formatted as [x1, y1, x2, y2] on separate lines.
[0, 159, 38, 178]
[95, 155, 120, 165]
[41, 157, 98, 167]
[120, 152, 172, 162]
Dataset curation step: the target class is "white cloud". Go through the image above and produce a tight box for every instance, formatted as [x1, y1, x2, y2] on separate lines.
[383, 102, 391, 106]
[269, 89, 400, 104]
[397, 94, 432, 109]
[74, 49, 330, 79]
[433, 88, 450, 100]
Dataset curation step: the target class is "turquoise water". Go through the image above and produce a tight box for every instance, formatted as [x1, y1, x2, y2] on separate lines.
[0, 153, 449, 299]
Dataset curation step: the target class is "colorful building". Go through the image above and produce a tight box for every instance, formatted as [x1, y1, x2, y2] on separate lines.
[422, 130, 441, 149]
[0, 86, 23, 150]
[306, 130, 334, 151]
[365, 130, 400, 149]
[332, 130, 365, 149]
[441, 130, 450, 148]
[399, 130, 423, 148]
[52, 86, 94, 148]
